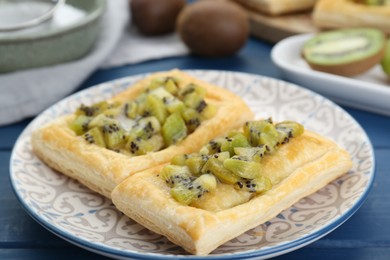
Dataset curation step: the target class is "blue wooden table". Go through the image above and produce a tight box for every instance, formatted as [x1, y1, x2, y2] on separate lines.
[1, 37, 389, 259]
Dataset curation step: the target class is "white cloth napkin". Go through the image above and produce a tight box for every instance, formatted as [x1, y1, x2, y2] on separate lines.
[0, 0, 189, 126]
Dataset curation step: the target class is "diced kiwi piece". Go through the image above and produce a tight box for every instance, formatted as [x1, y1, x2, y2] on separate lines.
[102, 105, 121, 118]
[223, 156, 261, 179]
[200, 103, 217, 120]
[201, 158, 240, 185]
[234, 146, 268, 162]
[145, 78, 166, 92]
[88, 114, 116, 129]
[83, 127, 106, 147]
[171, 174, 217, 205]
[302, 28, 386, 76]
[164, 77, 180, 95]
[162, 113, 188, 146]
[128, 116, 161, 140]
[160, 165, 193, 186]
[101, 122, 127, 149]
[75, 101, 109, 117]
[210, 151, 230, 162]
[202, 137, 225, 155]
[182, 108, 201, 133]
[243, 120, 279, 150]
[221, 133, 250, 156]
[171, 154, 191, 165]
[236, 176, 272, 193]
[185, 154, 209, 176]
[69, 115, 92, 135]
[124, 101, 138, 119]
[183, 92, 208, 114]
[381, 38, 390, 76]
[178, 83, 206, 98]
[166, 99, 186, 115]
[145, 94, 168, 124]
[275, 121, 304, 144]
[127, 134, 164, 155]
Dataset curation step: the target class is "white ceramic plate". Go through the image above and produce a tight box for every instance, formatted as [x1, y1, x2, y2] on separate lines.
[271, 34, 390, 117]
[10, 70, 374, 259]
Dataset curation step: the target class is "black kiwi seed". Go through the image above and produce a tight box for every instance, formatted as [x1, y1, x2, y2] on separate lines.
[195, 100, 207, 113]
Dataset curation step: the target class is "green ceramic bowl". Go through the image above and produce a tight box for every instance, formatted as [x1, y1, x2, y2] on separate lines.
[0, 0, 106, 73]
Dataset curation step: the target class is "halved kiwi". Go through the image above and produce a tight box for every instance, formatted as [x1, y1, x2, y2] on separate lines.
[302, 28, 386, 76]
[381, 38, 390, 76]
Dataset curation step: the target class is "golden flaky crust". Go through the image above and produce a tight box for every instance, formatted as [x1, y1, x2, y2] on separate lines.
[233, 0, 318, 15]
[111, 130, 352, 255]
[313, 0, 390, 33]
[31, 70, 254, 198]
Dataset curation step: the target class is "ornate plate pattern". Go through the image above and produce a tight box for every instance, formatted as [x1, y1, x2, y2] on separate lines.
[10, 70, 374, 259]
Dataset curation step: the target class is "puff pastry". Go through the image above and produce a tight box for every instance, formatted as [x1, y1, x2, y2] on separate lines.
[233, 0, 318, 15]
[31, 70, 254, 198]
[111, 128, 353, 255]
[313, 0, 390, 33]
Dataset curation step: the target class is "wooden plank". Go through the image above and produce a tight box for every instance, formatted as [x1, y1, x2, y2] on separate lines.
[246, 10, 318, 43]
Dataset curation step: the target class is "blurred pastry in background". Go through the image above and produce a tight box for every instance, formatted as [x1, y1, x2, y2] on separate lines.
[313, 0, 390, 33]
[233, 0, 318, 15]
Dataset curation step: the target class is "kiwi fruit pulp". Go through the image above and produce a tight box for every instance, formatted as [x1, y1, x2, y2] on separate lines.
[381, 38, 390, 76]
[302, 28, 386, 76]
[69, 76, 217, 156]
[162, 119, 305, 205]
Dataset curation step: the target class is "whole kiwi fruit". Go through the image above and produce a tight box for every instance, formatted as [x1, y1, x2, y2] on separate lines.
[130, 0, 186, 36]
[177, 0, 249, 57]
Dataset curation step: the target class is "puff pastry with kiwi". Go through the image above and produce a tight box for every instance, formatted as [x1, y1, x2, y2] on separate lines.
[111, 118, 353, 255]
[313, 0, 390, 33]
[31, 69, 254, 198]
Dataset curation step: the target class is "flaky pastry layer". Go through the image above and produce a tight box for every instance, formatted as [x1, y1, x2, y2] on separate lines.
[313, 0, 390, 33]
[31, 70, 254, 198]
[111, 130, 352, 255]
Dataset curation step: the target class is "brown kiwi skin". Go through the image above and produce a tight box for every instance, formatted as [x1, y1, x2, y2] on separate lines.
[176, 0, 249, 57]
[305, 46, 386, 77]
[130, 0, 186, 36]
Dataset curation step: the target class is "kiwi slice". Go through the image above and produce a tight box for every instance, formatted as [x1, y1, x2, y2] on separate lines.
[101, 122, 127, 149]
[381, 38, 390, 76]
[243, 120, 279, 150]
[170, 174, 217, 205]
[178, 83, 206, 98]
[69, 115, 92, 135]
[160, 164, 193, 186]
[223, 156, 262, 179]
[185, 154, 209, 176]
[220, 133, 250, 156]
[131, 116, 161, 139]
[234, 146, 268, 162]
[127, 134, 164, 155]
[182, 108, 201, 133]
[145, 94, 168, 124]
[200, 103, 217, 120]
[124, 101, 138, 119]
[201, 157, 240, 185]
[83, 127, 106, 147]
[236, 176, 272, 193]
[171, 154, 191, 165]
[275, 121, 304, 144]
[162, 113, 187, 145]
[302, 28, 386, 76]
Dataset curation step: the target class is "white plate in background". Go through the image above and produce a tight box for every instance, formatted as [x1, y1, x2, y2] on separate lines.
[271, 34, 390, 116]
